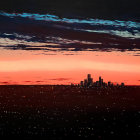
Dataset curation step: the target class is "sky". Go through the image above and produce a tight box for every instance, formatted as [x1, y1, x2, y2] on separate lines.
[0, 47, 140, 85]
[0, 0, 140, 21]
[0, 5, 140, 85]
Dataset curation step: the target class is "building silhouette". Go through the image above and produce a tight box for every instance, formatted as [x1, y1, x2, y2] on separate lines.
[87, 74, 93, 87]
[80, 74, 125, 88]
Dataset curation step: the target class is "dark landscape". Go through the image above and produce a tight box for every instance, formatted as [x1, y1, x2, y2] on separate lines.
[0, 85, 140, 139]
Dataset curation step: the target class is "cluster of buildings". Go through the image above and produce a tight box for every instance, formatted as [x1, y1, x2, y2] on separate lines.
[79, 74, 125, 88]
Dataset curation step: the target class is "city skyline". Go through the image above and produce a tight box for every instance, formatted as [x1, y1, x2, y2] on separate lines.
[0, 49, 139, 85]
[79, 74, 125, 87]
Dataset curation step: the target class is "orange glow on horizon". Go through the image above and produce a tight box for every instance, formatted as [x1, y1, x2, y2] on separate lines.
[0, 49, 140, 85]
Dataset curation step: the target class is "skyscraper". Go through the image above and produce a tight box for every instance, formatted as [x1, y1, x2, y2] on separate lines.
[99, 76, 102, 86]
[87, 74, 93, 86]
[80, 81, 84, 86]
[87, 74, 91, 80]
[84, 79, 88, 87]
[121, 83, 125, 87]
[108, 81, 111, 86]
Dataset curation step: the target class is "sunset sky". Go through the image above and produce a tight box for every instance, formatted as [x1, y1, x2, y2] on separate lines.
[0, 8, 140, 85]
[0, 47, 140, 85]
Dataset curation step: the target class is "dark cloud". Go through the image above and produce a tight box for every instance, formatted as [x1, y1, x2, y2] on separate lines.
[0, 0, 140, 21]
[50, 78, 70, 81]
[0, 81, 9, 84]
[24, 81, 32, 83]
[35, 81, 44, 83]
[0, 11, 140, 52]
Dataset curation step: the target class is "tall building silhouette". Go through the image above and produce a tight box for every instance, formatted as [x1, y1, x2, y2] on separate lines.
[84, 79, 88, 87]
[87, 74, 91, 80]
[108, 81, 111, 86]
[79, 74, 125, 88]
[80, 81, 84, 86]
[99, 76, 103, 86]
[87, 74, 93, 86]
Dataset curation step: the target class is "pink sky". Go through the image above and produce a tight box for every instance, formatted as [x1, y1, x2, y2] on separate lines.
[0, 48, 140, 85]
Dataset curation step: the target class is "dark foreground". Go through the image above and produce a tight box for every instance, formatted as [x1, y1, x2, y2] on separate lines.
[0, 85, 140, 139]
